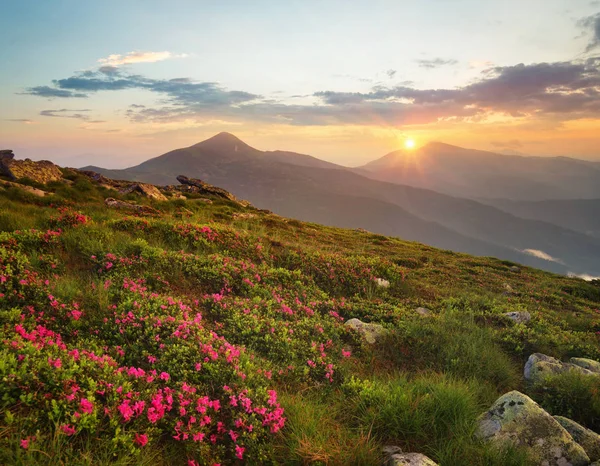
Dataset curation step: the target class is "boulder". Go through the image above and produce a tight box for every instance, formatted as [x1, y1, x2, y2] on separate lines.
[104, 198, 159, 215]
[375, 277, 390, 288]
[383, 446, 438, 466]
[503, 311, 531, 324]
[0, 149, 14, 160]
[524, 353, 597, 384]
[476, 391, 590, 465]
[176, 175, 250, 206]
[0, 155, 63, 184]
[554, 416, 600, 461]
[570, 358, 600, 374]
[122, 183, 168, 201]
[509, 266, 520, 273]
[345, 318, 385, 344]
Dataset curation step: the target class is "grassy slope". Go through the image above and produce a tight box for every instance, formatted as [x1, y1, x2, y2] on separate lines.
[0, 173, 599, 465]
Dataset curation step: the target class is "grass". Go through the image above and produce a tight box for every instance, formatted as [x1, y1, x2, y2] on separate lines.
[0, 173, 599, 464]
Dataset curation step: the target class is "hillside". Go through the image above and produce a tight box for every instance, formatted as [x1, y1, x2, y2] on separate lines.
[84, 133, 600, 277]
[1, 165, 599, 465]
[358, 142, 600, 201]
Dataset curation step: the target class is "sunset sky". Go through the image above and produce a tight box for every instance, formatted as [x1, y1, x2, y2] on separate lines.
[1, 0, 600, 168]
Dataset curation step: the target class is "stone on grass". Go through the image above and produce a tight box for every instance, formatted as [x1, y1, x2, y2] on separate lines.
[383, 446, 438, 466]
[554, 416, 600, 461]
[345, 318, 385, 344]
[570, 358, 600, 374]
[503, 311, 531, 324]
[416, 307, 431, 316]
[524, 353, 597, 384]
[476, 390, 589, 466]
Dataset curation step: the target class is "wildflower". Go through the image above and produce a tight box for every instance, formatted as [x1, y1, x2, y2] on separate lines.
[160, 372, 170, 381]
[134, 433, 148, 446]
[20, 438, 30, 449]
[60, 424, 76, 435]
[235, 444, 245, 460]
[342, 349, 352, 358]
[80, 398, 93, 414]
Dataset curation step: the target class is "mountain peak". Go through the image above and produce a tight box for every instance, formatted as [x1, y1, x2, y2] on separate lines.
[192, 132, 256, 152]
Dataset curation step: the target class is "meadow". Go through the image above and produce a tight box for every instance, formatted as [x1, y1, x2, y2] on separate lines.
[0, 171, 599, 465]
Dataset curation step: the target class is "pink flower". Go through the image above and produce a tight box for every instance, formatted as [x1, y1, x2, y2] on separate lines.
[71, 309, 82, 320]
[160, 372, 170, 382]
[235, 445, 245, 460]
[342, 349, 351, 358]
[48, 357, 62, 369]
[60, 424, 76, 436]
[80, 398, 93, 414]
[20, 438, 30, 449]
[134, 433, 148, 446]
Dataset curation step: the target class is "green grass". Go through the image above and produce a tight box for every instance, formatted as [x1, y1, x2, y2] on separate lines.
[0, 174, 599, 464]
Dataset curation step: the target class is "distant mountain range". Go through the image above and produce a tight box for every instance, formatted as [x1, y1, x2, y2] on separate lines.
[84, 132, 600, 277]
[357, 142, 600, 201]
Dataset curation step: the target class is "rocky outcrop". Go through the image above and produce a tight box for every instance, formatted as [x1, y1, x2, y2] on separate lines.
[176, 175, 250, 206]
[383, 446, 438, 466]
[477, 391, 590, 465]
[570, 358, 600, 374]
[554, 416, 600, 462]
[503, 311, 531, 324]
[345, 318, 386, 344]
[524, 353, 598, 384]
[121, 183, 168, 201]
[0, 153, 63, 184]
[104, 198, 159, 215]
[416, 307, 431, 316]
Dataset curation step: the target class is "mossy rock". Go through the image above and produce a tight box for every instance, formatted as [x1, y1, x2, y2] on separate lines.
[554, 416, 600, 462]
[477, 391, 590, 466]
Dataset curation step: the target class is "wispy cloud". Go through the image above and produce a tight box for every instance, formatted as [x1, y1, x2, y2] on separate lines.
[567, 272, 600, 281]
[21, 57, 600, 127]
[522, 248, 564, 263]
[415, 58, 459, 69]
[98, 51, 187, 66]
[578, 13, 600, 52]
[22, 86, 87, 98]
[5, 118, 34, 124]
[40, 109, 92, 120]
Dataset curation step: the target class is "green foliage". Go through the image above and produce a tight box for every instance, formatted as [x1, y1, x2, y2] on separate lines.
[529, 371, 600, 432]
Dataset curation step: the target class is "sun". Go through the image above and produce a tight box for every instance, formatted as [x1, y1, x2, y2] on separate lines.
[404, 139, 416, 149]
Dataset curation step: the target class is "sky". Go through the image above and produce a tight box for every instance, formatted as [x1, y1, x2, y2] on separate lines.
[1, 0, 600, 168]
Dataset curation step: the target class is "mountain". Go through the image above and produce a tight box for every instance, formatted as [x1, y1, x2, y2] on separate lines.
[357, 142, 600, 201]
[482, 198, 600, 239]
[84, 133, 600, 276]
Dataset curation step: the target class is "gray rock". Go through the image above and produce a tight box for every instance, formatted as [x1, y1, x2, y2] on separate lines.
[383, 446, 438, 466]
[345, 318, 386, 344]
[509, 266, 520, 273]
[503, 311, 531, 324]
[570, 358, 600, 374]
[477, 390, 590, 465]
[554, 416, 600, 461]
[524, 353, 596, 384]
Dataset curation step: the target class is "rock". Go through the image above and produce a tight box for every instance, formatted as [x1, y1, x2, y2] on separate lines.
[416, 307, 431, 316]
[122, 183, 168, 201]
[503, 311, 531, 324]
[570, 358, 600, 374]
[509, 266, 520, 273]
[524, 353, 597, 384]
[176, 175, 251, 206]
[375, 277, 390, 288]
[476, 390, 590, 466]
[554, 416, 600, 461]
[104, 198, 159, 215]
[383, 446, 438, 466]
[232, 212, 256, 220]
[0, 155, 63, 184]
[345, 318, 386, 344]
[0, 149, 15, 160]
[0, 179, 48, 197]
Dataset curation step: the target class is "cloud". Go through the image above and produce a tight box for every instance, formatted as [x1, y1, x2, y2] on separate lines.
[5, 118, 34, 124]
[579, 13, 600, 52]
[567, 271, 600, 281]
[98, 51, 187, 66]
[416, 58, 459, 69]
[23, 58, 600, 127]
[386, 69, 397, 78]
[522, 248, 564, 263]
[22, 86, 87, 98]
[40, 109, 92, 120]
